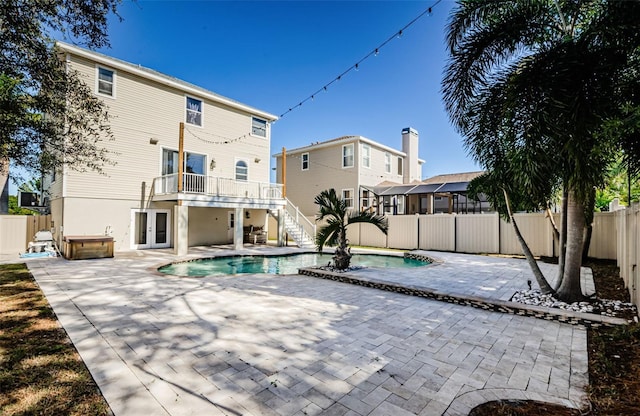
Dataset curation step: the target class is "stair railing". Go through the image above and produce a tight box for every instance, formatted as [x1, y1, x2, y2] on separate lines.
[284, 198, 316, 245]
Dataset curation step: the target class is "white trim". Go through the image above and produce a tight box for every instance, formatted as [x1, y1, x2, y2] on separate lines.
[384, 152, 391, 173]
[161, 146, 207, 176]
[342, 144, 354, 169]
[95, 64, 116, 99]
[361, 143, 371, 169]
[273, 136, 406, 158]
[341, 188, 355, 209]
[185, 95, 203, 128]
[250, 116, 268, 138]
[361, 188, 371, 208]
[301, 152, 309, 171]
[130, 208, 172, 249]
[235, 158, 249, 181]
[57, 41, 277, 121]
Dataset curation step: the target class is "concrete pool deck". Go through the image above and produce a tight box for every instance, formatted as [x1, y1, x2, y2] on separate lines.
[25, 247, 594, 415]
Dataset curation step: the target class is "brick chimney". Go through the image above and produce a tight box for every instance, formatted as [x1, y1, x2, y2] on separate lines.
[402, 127, 419, 183]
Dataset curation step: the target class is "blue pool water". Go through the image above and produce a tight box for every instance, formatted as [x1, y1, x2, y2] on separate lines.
[159, 253, 429, 277]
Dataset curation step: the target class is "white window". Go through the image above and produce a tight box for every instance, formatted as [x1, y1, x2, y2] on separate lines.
[186, 96, 203, 126]
[361, 144, 371, 168]
[397, 195, 405, 214]
[96, 66, 115, 97]
[361, 189, 370, 208]
[342, 144, 354, 168]
[301, 152, 309, 170]
[383, 195, 393, 214]
[162, 148, 179, 175]
[342, 189, 354, 208]
[397, 157, 403, 176]
[251, 117, 267, 137]
[161, 149, 205, 175]
[162, 148, 206, 192]
[384, 153, 391, 173]
[235, 160, 248, 181]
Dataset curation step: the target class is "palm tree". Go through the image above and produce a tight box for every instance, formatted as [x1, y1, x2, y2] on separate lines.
[468, 170, 556, 295]
[314, 188, 388, 270]
[443, 0, 640, 302]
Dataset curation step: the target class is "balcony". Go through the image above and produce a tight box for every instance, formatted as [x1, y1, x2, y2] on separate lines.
[152, 173, 285, 208]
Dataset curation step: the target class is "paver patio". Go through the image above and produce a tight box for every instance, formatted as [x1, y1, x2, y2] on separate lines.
[26, 247, 589, 415]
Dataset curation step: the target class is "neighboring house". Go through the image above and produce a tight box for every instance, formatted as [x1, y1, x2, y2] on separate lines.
[274, 128, 425, 217]
[371, 171, 493, 215]
[45, 42, 299, 254]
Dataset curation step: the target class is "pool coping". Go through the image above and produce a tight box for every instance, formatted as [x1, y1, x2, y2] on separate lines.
[297, 266, 629, 328]
[152, 250, 430, 278]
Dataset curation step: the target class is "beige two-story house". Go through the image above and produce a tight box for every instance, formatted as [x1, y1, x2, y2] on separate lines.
[45, 42, 298, 254]
[274, 128, 424, 217]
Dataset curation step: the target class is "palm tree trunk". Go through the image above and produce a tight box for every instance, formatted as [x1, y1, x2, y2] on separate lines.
[503, 189, 555, 295]
[556, 186, 587, 302]
[554, 187, 569, 290]
[333, 226, 352, 269]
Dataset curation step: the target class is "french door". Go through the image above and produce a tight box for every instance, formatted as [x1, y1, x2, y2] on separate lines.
[131, 209, 171, 249]
[227, 211, 235, 243]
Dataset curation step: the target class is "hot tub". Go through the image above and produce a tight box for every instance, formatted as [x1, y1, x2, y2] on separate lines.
[63, 236, 114, 260]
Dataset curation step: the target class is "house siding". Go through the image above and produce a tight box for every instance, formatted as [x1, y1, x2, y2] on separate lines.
[47, 47, 277, 251]
[63, 54, 272, 201]
[366, 143, 405, 185]
[278, 138, 412, 216]
[283, 140, 359, 215]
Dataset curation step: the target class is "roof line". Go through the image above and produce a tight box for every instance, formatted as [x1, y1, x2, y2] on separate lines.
[56, 41, 278, 121]
[273, 136, 407, 158]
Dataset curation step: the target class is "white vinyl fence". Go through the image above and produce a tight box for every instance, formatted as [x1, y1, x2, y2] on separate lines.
[344, 212, 617, 259]
[0, 215, 52, 256]
[617, 204, 639, 308]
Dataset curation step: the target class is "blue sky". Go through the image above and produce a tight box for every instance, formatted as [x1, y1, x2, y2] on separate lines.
[14, 0, 480, 194]
[102, 0, 478, 170]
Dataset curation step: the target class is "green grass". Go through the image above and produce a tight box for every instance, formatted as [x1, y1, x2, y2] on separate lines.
[0, 263, 111, 416]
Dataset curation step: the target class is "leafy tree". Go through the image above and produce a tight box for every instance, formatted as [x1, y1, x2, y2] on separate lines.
[314, 188, 388, 270]
[443, 0, 640, 302]
[8, 195, 35, 215]
[595, 158, 640, 210]
[0, 0, 120, 188]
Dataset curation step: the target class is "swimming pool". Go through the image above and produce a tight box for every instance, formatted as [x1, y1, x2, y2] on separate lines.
[159, 253, 430, 277]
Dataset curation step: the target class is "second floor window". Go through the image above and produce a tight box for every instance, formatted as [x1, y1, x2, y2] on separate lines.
[301, 153, 309, 170]
[252, 117, 267, 137]
[235, 160, 248, 181]
[186, 97, 202, 126]
[97, 67, 114, 96]
[384, 153, 391, 173]
[397, 157, 403, 176]
[342, 144, 354, 168]
[362, 144, 371, 168]
[162, 149, 205, 175]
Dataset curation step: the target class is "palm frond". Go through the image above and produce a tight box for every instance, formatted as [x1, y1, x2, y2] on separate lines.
[346, 211, 388, 235]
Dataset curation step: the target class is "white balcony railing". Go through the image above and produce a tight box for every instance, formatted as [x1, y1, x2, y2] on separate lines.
[154, 173, 283, 200]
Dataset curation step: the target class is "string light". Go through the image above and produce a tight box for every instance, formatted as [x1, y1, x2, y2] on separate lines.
[185, 127, 268, 149]
[278, 0, 442, 119]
